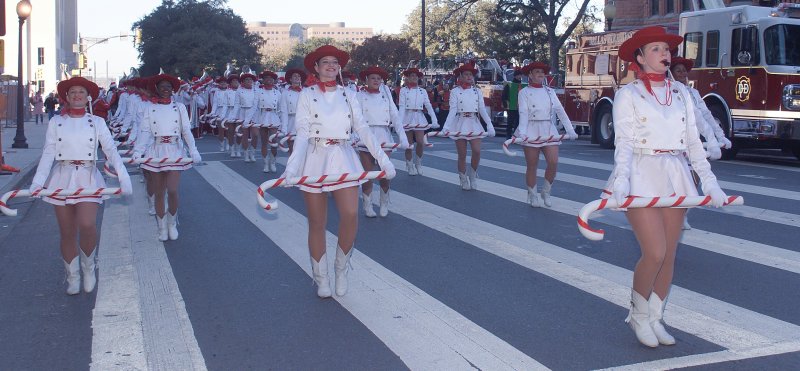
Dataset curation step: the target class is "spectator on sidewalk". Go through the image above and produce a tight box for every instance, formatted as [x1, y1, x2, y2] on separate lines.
[44, 92, 57, 121]
[30, 91, 45, 124]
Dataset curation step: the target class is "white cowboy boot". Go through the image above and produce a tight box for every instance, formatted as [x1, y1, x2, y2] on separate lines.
[406, 160, 417, 176]
[334, 246, 353, 296]
[540, 180, 553, 207]
[147, 195, 156, 216]
[528, 186, 543, 207]
[229, 143, 237, 157]
[379, 189, 390, 217]
[310, 254, 332, 298]
[80, 249, 97, 293]
[625, 290, 659, 347]
[414, 157, 423, 175]
[362, 193, 376, 218]
[467, 167, 478, 190]
[682, 215, 692, 230]
[263, 154, 271, 173]
[224, 138, 230, 151]
[166, 212, 179, 240]
[269, 155, 277, 172]
[649, 293, 676, 345]
[219, 140, 225, 152]
[459, 172, 471, 190]
[63, 257, 81, 295]
[157, 215, 169, 242]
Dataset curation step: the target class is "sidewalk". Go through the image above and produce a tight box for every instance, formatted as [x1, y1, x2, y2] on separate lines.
[0, 120, 47, 194]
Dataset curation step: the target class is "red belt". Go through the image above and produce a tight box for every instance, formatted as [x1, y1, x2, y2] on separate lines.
[262, 108, 275, 112]
[159, 136, 175, 144]
[69, 160, 86, 166]
[458, 112, 476, 117]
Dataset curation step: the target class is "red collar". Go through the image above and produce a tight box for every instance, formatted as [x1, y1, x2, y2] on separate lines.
[529, 83, 544, 88]
[406, 83, 418, 88]
[288, 85, 302, 92]
[262, 84, 274, 90]
[150, 97, 172, 105]
[366, 87, 381, 94]
[459, 83, 472, 90]
[61, 108, 86, 117]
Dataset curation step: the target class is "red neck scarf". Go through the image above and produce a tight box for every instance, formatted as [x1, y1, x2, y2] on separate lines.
[459, 83, 472, 90]
[366, 87, 381, 94]
[529, 83, 544, 88]
[406, 82, 418, 88]
[317, 79, 337, 91]
[62, 108, 86, 117]
[262, 84, 274, 90]
[629, 63, 669, 97]
[288, 85, 302, 92]
[150, 96, 172, 105]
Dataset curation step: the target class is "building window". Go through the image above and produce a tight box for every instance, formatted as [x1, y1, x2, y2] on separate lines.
[651, 0, 660, 16]
[681, 0, 693, 12]
[666, 0, 675, 14]
[683, 32, 703, 66]
[731, 26, 760, 66]
[37, 47, 44, 65]
[706, 30, 719, 67]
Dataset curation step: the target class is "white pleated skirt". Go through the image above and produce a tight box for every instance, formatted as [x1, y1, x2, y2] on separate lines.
[402, 110, 428, 130]
[261, 111, 281, 129]
[295, 139, 367, 193]
[515, 119, 561, 147]
[43, 163, 108, 206]
[355, 126, 395, 153]
[141, 137, 192, 172]
[447, 116, 485, 141]
[602, 152, 698, 200]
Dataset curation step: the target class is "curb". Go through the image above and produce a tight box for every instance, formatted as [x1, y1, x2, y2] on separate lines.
[0, 156, 39, 197]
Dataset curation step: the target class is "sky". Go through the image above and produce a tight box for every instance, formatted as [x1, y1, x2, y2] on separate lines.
[78, 0, 422, 80]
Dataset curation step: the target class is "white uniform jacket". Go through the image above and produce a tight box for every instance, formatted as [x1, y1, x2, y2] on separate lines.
[442, 85, 493, 132]
[257, 87, 282, 128]
[279, 87, 302, 134]
[398, 86, 438, 127]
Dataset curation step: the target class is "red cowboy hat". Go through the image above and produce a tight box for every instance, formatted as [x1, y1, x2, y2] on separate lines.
[226, 74, 240, 83]
[359, 66, 389, 81]
[402, 68, 423, 78]
[453, 63, 478, 76]
[342, 70, 356, 80]
[215, 76, 227, 84]
[148, 74, 182, 93]
[240, 71, 257, 81]
[521, 61, 550, 75]
[57, 77, 100, 101]
[670, 57, 694, 72]
[304, 45, 350, 73]
[284, 68, 307, 83]
[619, 26, 683, 63]
[259, 70, 278, 80]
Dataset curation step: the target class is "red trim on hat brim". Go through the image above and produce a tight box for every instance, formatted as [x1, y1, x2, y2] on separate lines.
[148, 74, 181, 94]
[240, 73, 257, 81]
[359, 66, 389, 81]
[304, 45, 350, 74]
[619, 27, 683, 63]
[454, 65, 479, 76]
[284, 69, 307, 83]
[402, 68, 424, 78]
[521, 62, 551, 75]
[57, 77, 100, 102]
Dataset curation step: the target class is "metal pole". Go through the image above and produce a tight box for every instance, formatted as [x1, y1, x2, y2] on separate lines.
[13, 17, 28, 149]
[421, 0, 426, 69]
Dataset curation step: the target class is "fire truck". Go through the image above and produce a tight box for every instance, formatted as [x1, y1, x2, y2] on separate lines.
[562, 3, 800, 160]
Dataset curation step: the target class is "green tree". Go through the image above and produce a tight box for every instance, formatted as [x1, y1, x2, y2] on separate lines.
[133, 0, 263, 78]
[349, 35, 420, 74]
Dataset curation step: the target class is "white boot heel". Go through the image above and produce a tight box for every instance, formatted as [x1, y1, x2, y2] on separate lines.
[310, 254, 332, 298]
[626, 290, 659, 347]
[334, 246, 353, 296]
[80, 249, 97, 293]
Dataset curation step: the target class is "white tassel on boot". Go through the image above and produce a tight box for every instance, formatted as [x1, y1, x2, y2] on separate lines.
[625, 290, 660, 347]
[379, 189, 390, 217]
[310, 254, 332, 298]
[649, 293, 676, 345]
[80, 249, 97, 293]
[166, 212, 179, 240]
[467, 167, 478, 190]
[540, 180, 553, 207]
[63, 257, 81, 295]
[334, 246, 353, 296]
[459, 172, 471, 190]
[414, 157, 423, 175]
[527, 186, 543, 207]
[157, 215, 169, 242]
[147, 194, 156, 216]
[406, 160, 417, 176]
[362, 193, 376, 218]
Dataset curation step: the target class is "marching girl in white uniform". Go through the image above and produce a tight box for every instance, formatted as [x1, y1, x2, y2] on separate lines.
[604, 27, 728, 348]
[234, 71, 259, 163]
[133, 73, 202, 242]
[279, 68, 306, 157]
[30, 77, 133, 295]
[356, 66, 410, 217]
[282, 45, 396, 298]
[398, 68, 439, 175]
[257, 70, 283, 172]
[224, 74, 241, 157]
[516, 61, 578, 207]
[441, 63, 496, 190]
[209, 77, 230, 152]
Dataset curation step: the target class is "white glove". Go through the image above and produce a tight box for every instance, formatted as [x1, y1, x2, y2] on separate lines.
[29, 182, 43, 196]
[612, 177, 630, 206]
[399, 138, 410, 150]
[706, 186, 728, 208]
[118, 172, 133, 195]
[431, 121, 440, 130]
[378, 155, 397, 179]
[706, 145, 722, 161]
[720, 137, 732, 149]
[486, 125, 496, 137]
[191, 149, 202, 164]
[566, 127, 579, 140]
[281, 138, 309, 180]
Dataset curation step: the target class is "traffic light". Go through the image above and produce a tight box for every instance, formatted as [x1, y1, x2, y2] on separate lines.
[79, 53, 88, 69]
[0, 0, 5, 36]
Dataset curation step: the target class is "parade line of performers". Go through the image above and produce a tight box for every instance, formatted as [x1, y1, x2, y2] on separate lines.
[28, 32, 731, 348]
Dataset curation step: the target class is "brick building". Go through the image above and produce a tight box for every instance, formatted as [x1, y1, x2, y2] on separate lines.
[606, 0, 799, 30]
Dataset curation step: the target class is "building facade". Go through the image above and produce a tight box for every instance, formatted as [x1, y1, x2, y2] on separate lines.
[1, 0, 78, 95]
[607, 0, 798, 30]
[247, 21, 373, 54]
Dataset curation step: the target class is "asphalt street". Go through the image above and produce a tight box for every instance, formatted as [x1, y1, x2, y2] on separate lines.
[1, 135, 799, 370]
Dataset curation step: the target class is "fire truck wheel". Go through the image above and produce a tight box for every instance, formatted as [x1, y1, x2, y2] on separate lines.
[708, 104, 737, 160]
[594, 104, 615, 149]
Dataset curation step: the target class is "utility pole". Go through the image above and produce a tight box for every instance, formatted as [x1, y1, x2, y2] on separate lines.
[421, 0, 426, 69]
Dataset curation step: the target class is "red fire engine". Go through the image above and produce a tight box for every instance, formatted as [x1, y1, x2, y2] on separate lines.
[562, 3, 800, 160]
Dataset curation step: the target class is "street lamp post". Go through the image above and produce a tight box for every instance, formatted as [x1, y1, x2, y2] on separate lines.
[12, 0, 32, 149]
[421, 0, 426, 69]
[604, 0, 617, 31]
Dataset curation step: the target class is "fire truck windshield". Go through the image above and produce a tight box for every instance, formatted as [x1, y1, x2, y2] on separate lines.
[764, 24, 800, 66]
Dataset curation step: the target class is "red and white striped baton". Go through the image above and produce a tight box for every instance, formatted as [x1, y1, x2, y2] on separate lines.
[1, 188, 123, 216]
[577, 195, 744, 241]
[257, 171, 389, 211]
